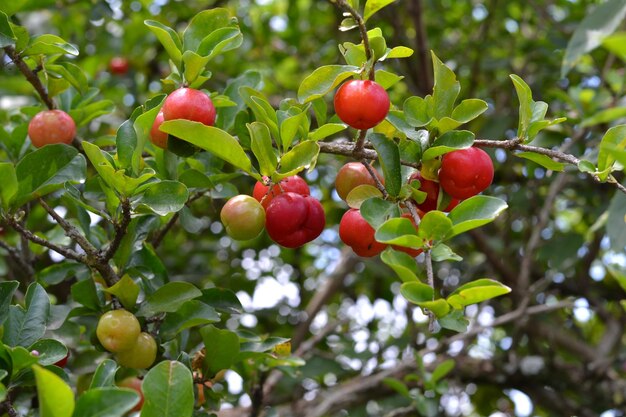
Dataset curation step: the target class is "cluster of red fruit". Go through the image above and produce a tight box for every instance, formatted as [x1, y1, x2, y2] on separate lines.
[96, 309, 157, 370]
[220, 175, 325, 248]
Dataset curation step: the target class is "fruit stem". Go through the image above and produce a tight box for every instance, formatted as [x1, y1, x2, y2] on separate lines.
[361, 159, 388, 198]
[332, 0, 376, 81]
[3, 46, 56, 110]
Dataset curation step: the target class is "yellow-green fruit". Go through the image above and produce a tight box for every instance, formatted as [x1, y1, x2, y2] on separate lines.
[116, 332, 157, 369]
[220, 195, 266, 240]
[96, 310, 141, 353]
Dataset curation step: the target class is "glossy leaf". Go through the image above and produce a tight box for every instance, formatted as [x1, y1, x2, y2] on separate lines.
[431, 52, 460, 119]
[0, 11, 16, 47]
[515, 152, 565, 172]
[345, 184, 383, 209]
[400, 281, 434, 304]
[297, 65, 359, 103]
[417, 299, 450, 318]
[439, 310, 469, 332]
[248, 122, 277, 176]
[447, 279, 511, 309]
[199, 325, 240, 376]
[280, 109, 308, 151]
[597, 124, 626, 180]
[447, 196, 508, 237]
[199, 288, 243, 314]
[29, 339, 67, 367]
[363, 0, 396, 22]
[140, 361, 193, 417]
[375, 217, 425, 248]
[418, 211, 453, 241]
[182, 8, 230, 53]
[403, 96, 432, 127]
[369, 133, 401, 197]
[73, 387, 139, 417]
[360, 197, 400, 229]
[160, 300, 220, 339]
[33, 365, 74, 417]
[380, 248, 419, 283]
[89, 359, 118, 389]
[0, 162, 17, 210]
[431, 243, 463, 262]
[3, 283, 50, 347]
[309, 123, 347, 141]
[275, 140, 320, 179]
[422, 130, 474, 161]
[103, 274, 139, 310]
[145, 20, 183, 68]
[0, 281, 19, 326]
[137, 282, 202, 317]
[137, 181, 189, 216]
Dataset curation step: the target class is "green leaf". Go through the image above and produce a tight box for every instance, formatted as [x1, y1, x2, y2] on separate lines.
[70, 278, 102, 311]
[418, 211, 453, 241]
[369, 133, 401, 197]
[160, 300, 220, 339]
[603, 32, 626, 63]
[561, 0, 626, 77]
[33, 365, 74, 417]
[385, 46, 414, 59]
[145, 20, 183, 69]
[248, 122, 278, 176]
[9, 346, 38, 376]
[181, 50, 210, 86]
[0, 11, 16, 48]
[103, 275, 139, 310]
[403, 96, 432, 127]
[309, 123, 347, 141]
[14, 144, 86, 207]
[577, 159, 597, 174]
[3, 283, 50, 347]
[380, 248, 419, 283]
[159, 120, 257, 177]
[400, 281, 434, 304]
[431, 52, 460, 119]
[115, 120, 136, 171]
[23, 34, 78, 56]
[422, 130, 474, 161]
[510, 75, 533, 141]
[29, 339, 67, 367]
[375, 217, 425, 248]
[607, 187, 626, 251]
[199, 288, 243, 314]
[417, 299, 450, 318]
[598, 125, 626, 180]
[137, 282, 202, 317]
[182, 8, 230, 52]
[280, 109, 308, 151]
[0, 162, 17, 210]
[439, 310, 469, 332]
[197, 27, 242, 61]
[240, 337, 291, 353]
[431, 359, 455, 384]
[581, 107, 626, 127]
[73, 387, 139, 417]
[515, 152, 565, 172]
[345, 184, 383, 209]
[374, 69, 403, 89]
[363, 0, 396, 22]
[447, 196, 508, 238]
[89, 359, 118, 389]
[431, 243, 462, 262]
[451, 99, 488, 123]
[46, 63, 88, 95]
[199, 325, 240, 376]
[275, 140, 320, 179]
[297, 65, 359, 103]
[447, 279, 511, 309]
[240, 87, 279, 139]
[383, 377, 411, 398]
[360, 197, 400, 229]
[140, 361, 193, 417]
[0, 281, 19, 326]
[137, 181, 189, 216]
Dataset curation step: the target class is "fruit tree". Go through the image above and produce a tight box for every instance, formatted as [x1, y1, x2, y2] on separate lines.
[1, 1, 626, 416]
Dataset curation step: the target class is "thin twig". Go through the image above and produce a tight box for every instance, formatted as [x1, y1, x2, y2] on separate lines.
[3, 46, 55, 109]
[38, 197, 97, 255]
[332, 0, 375, 80]
[102, 198, 132, 261]
[361, 159, 388, 198]
[424, 250, 435, 332]
[151, 192, 205, 249]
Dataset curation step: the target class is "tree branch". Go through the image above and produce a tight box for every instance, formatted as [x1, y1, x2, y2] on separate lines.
[3, 46, 55, 110]
[38, 197, 98, 255]
[102, 198, 131, 261]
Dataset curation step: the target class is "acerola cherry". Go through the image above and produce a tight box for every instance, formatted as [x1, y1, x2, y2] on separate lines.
[96, 310, 141, 353]
[109, 57, 129, 75]
[253, 175, 310, 209]
[265, 192, 325, 248]
[335, 162, 384, 201]
[334, 80, 390, 130]
[116, 332, 157, 369]
[118, 377, 144, 412]
[409, 171, 459, 213]
[28, 110, 76, 148]
[339, 208, 387, 257]
[161, 87, 216, 127]
[439, 147, 494, 200]
[54, 351, 70, 368]
[149, 111, 168, 149]
[220, 195, 265, 240]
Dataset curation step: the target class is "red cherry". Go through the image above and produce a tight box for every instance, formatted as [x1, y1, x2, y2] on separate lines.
[109, 57, 129, 75]
[335, 162, 384, 201]
[334, 80, 390, 130]
[265, 192, 325, 248]
[253, 175, 310, 209]
[28, 110, 76, 148]
[439, 147, 494, 200]
[339, 208, 387, 257]
[149, 111, 168, 149]
[161, 88, 216, 127]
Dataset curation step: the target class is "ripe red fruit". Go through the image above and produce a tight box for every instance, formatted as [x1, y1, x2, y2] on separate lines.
[118, 377, 144, 412]
[161, 88, 216, 127]
[335, 162, 384, 201]
[334, 80, 390, 130]
[439, 147, 494, 200]
[109, 57, 129, 75]
[150, 111, 168, 149]
[220, 195, 265, 240]
[265, 192, 325, 248]
[28, 110, 76, 148]
[339, 208, 387, 257]
[253, 175, 310, 209]
[392, 213, 423, 257]
[409, 171, 459, 213]
[54, 352, 69, 368]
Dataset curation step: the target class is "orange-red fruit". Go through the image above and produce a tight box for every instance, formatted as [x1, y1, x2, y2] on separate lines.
[409, 171, 460, 213]
[161, 88, 216, 127]
[335, 162, 384, 201]
[334, 80, 390, 130]
[265, 192, 325, 248]
[28, 110, 76, 148]
[253, 175, 310, 209]
[392, 213, 423, 257]
[109, 57, 129, 75]
[149, 111, 168, 149]
[118, 377, 144, 412]
[339, 208, 387, 257]
[439, 147, 494, 200]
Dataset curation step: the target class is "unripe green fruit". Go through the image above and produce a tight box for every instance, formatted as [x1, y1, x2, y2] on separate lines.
[96, 310, 140, 353]
[116, 332, 157, 369]
[220, 195, 266, 240]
